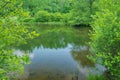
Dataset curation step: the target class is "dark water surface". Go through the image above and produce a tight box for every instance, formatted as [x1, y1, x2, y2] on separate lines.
[14, 25, 105, 80]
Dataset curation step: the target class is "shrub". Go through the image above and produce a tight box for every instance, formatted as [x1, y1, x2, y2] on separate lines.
[50, 12, 63, 22]
[90, 0, 120, 80]
[62, 13, 71, 24]
[35, 10, 50, 22]
[0, 18, 39, 79]
[34, 11, 67, 23]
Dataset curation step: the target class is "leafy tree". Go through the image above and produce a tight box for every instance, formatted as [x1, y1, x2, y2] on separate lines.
[22, 0, 73, 16]
[69, 0, 96, 25]
[35, 10, 50, 22]
[0, 0, 23, 17]
[34, 11, 66, 22]
[0, 0, 38, 79]
[90, 0, 120, 80]
[70, 0, 91, 25]
[50, 12, 63, 22]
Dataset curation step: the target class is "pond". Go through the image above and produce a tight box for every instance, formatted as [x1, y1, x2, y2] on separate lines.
[14, 25, 105, 80]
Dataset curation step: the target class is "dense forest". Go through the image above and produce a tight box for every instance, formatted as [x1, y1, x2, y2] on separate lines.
[20, 0, 94, 25]
[0, 0, 120, 80]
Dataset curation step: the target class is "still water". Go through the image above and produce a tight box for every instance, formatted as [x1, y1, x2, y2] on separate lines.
[14, 25, 105, 80]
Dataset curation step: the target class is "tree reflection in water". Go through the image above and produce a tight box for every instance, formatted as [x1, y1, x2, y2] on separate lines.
[14, 25, 105, 80]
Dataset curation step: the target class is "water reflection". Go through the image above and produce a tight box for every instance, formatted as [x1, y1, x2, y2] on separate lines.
[71, 46, 94, 67]
[17, 26, 89, 51]
[14, 25, 104, 80]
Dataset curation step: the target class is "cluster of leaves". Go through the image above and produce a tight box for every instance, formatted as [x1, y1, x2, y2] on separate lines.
[0, 0, 23, 17]
[22, 0, 73, 16]
[0, 18, 39, 80]
[34, 11, 69, 22]
[90, 0, 120, 80]
[22, 0, 96, 25]
[22, 10, 71, 24]
[70, 0, 92, 25]
[0, 0, 39, 80]
[0, 0, 31, 21]
[0, 50, 28, 79]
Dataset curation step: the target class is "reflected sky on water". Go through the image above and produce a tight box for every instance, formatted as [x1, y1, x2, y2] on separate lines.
[14, 25, 105, 80]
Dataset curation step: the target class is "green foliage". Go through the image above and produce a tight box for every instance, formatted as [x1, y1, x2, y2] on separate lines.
[34, 10, 69, 23]
[62, 13, 72, 24]
[22, 0, 96, 25]
[22, 0, 73, 16]
[0, 18, 38, 80]
[21, 0, 73, 24]
[35, 10, 50, 22]
[50, 12, 63, 22]
[87, 74, 106, 80]
[70, 0, 93, 25]
[90, 0, 120, 80]
[0, 50, 27, 79]
[0, 0, 39, 80]
[22, 18, 34, 22]
[0, 0, 23, 17]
